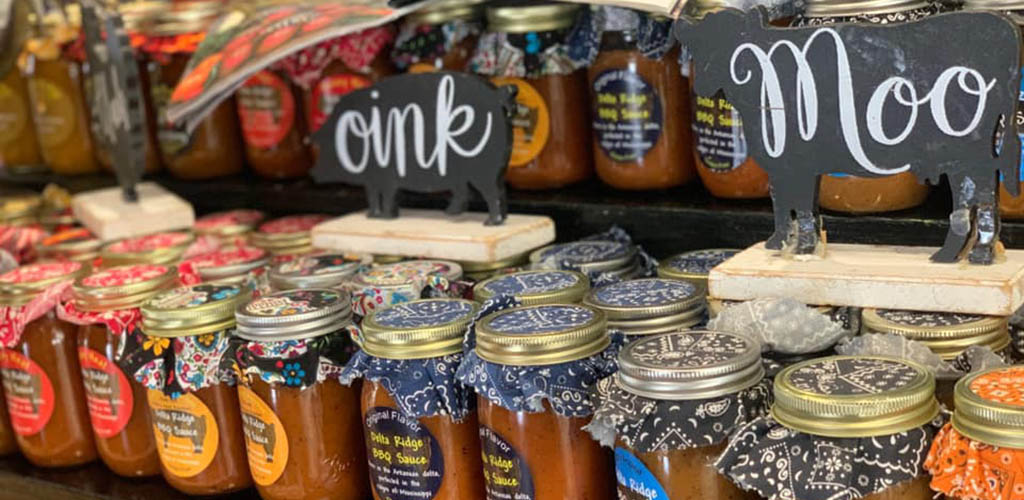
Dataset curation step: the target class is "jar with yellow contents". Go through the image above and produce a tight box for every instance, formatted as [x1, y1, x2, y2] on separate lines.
[392, 0, 485, 73]
[0, 63, 43, 170]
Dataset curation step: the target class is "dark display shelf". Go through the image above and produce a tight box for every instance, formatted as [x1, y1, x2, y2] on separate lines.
[0, 169, 1004, 257]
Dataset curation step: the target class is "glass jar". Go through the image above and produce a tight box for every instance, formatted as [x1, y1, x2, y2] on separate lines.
[458, 252, 529, 282]
[583, 278, 705, 336]
[100, 231, 196, 267]
[477, 3, 592, 190]
[589, 8, 695, 190]
[138, 283, 253, 495]
[141, 2, 244, 180]
[237, 70, 313, 179]
[596, 331, 768, 499]
[250, 214, 331, 261]
[861, 309, 1010, 409]
[0, 69, 43, 169]
[529, 240, 640, 277]
[357, 299, 486, 500]
[0, 190, 41, 227]
[393, 0, 484, 73]
[348, 259, 464, 317]
[68, 264, 179, 477]
[0, 261, 95, 467]
[234, 289, 368, 500]
[718, 355, 939, 500]
[36, 228, 101, 263]
[268, 253, 362, 291]
[657, 248, 740, 289]
[466, 304, 617, 500]
[473, 269, 589, 305]
[0, 385, 17, 456]
[193, 209, 266, 245]
[179, 245, 270, 287]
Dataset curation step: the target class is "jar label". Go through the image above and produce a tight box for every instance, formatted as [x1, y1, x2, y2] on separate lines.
[238, 386, 289, 486]
[78, 347, 134, 439]
[691, 89, 748, 172]
[147, 390, 219, 478]
[480, 425, 535, 500]
[614, 447, 669, 500]
[0, 82, 29, 146]
[0, 349, 54, 436]
[592, 69, 663, 163]
[148, 73, 194, 157]
[27, 77, 75, 148]
[310, 74, 372, 131]
[492, 77, 549, 168]
[238, 71, 295, 149]
[364, 406, 444, 500]
[409, 62, 440, 74]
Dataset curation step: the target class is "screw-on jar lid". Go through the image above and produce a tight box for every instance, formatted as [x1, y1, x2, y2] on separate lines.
[72, 264, 179, 311]
[193, 209, 266, 239]
[249, 214, 330, 254]
[584, 278, 705, 321]
[184, 246, 270, 282]
[657, 249, 739, 281]
[953, 366, 1024, 449]
[362, 299, 479, 359]
[36, 228, 101, 262]
[0, 261, 89, 306]
[530, 241, 636, 273]
[143, 0, 223, 36]
[101, 231, 195, 266]
[235, 289, 353, 342]
[772, 356, 938, 438]
[486, 1, 580, 33]
[0, 190, 40, 224]
[141, 283, 251, 337]
[459, 251, 530, 275]
[475, 304, 609, 366]
[607, 308, 705, 336]
[352, 260, 463, 288]
[269, 253, 362, 290]
[473, 270, 589, 305]
[409, 0, 485, 25]
[862, 309, 1009, 360]
[804, 0, 929, 17]
[617, 331, 764, 400]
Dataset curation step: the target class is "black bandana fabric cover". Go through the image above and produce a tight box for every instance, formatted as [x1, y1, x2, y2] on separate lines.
[232, 331, 356, 389]
[715, 415, 942, 500]
[341, 351, 474, 421]
[570, 6, 675, 67]
[588, 376, 772, 452]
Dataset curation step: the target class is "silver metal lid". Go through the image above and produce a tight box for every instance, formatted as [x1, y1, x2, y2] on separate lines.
[616, 330, 764, 400]
[269, 253, 362, 290]
[804, 0, 930, 17]
[235, 288, 352, 341]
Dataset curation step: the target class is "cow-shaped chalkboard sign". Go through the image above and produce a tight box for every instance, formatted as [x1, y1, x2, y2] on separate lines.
[310, 71, 517, 226]
[676, 8, 1023, 264]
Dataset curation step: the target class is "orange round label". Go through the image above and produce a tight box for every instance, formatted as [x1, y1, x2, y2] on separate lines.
[238, 386, 289, 485]
[408, 62, 440, 74]
[238, 71, 295, 149]
[78, 347, 134, 439]
[492, 77, 549, 168]
[147, 390, 219, 478]
[0, 349, 54, 436]
[310, 73, 372, 131]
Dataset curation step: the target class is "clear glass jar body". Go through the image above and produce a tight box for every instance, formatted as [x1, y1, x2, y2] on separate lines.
[237, 70, 313, 179]
[589, 34, 694, 190]
[477, 396, 614, 500]
[1, 312, 96, 467]
[618, 439, 758, 500]
[819, 174, 929, 213]
[861, 475, 932, 500]
[0, 384, 17, 456]
[0, 70, 43, 168]
[26, 58, 100, 175]
[149, 54, 244, 180]
[77, 324, 160, 477]
[243, 375, 369, 500]
[363, 379, 486, 500]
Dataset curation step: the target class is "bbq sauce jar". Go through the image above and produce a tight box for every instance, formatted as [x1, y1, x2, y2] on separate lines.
[475, 2, 593, 190]
[236, 70, 313, 179]
[357, 299, 486, 499]
[584, 278, 706, 336]
[234, 289, 369, 500]
[393, 0, 484, 73]
[0, 68, 43, 169]
[473, 269, 590, 305]
[267, 253, 362, 291]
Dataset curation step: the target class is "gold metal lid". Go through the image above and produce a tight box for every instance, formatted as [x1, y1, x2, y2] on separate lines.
[530, 241, 637, 273]
[101, 231, 195, 267]
[36, 229, 102, 262]
[141, 283, 251, 337]
[0, 191, 41, 223]
[473, 270, 589, 306]
[475, 304, 609, 366]
[657, 249, 739, 281]
[269, 253, 362, 291]
[862, 309, 1009, 360]
[0, 261, 89, 306]
[953, 366, 1024, 449]
[772, 356, 939, 438]
[409, 0, 485, 25]
[235, 289, 353, 342]
[362, 299, 479, 359]
[617, 331, 764, 400]
[352, 260, 463, 288]
[583, 278, 705, 321]
[193, 209, 266, 239]
[963, 0, 1024, 14]
[184, 246, 270, 282]
[459, 251, 530, 273]
[72, 264, 179, 311]
[486, 2, 580, 34]
[608, 307, 705, 335]
[144, 0, 222, 36]
[804, 0, 929, 17]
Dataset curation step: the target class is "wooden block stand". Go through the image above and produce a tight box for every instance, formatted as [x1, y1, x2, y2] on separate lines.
[71, 182, 195, 241]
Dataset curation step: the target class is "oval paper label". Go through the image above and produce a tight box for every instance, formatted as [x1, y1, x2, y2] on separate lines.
[148, 390, 219, 478]
[78, 347, 134, 438]
[239, 385, 289, 486]
[0, 349, 55, 436]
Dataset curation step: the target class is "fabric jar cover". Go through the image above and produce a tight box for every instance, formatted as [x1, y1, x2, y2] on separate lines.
[570, 5, 676, 68]
[717, 356, 943, 500]
[583, 278, 707, 336]
[347, 259, 468, 318]
[58, 264, 182, 338]
[275, 26, 395, 90]
[0, 261, 88, 347]
[529, 227, 658, 288]
[178, 245, 271, 293]
[470, 4, 587, 79]
[392, 16, 481, 71]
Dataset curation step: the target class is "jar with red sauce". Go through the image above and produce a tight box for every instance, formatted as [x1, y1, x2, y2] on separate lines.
[61, 264, 179, 477]
[234, 289, 368, 500]
[249, 214, 331, 262]
[133, 283, 253, 495]
[457, 304, 619, 500]
[588, 7, 695, 190]
[101, 231, 196, 267]
[392, 0, 485, 73]
[236, 70, 312, 179]
[351, 298, 486, 500]
[0, 261, 95, 467]
[473, 2, 593, 190]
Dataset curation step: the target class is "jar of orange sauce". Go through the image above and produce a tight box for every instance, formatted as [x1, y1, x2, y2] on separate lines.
[0, 68, 43, 170]
[236, 70, 313, 179]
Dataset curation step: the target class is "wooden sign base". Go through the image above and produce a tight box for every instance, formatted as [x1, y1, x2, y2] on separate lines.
[708, 242, 1024, 315]
[72, 182, 195, 241]
[312, 209, 555, 263]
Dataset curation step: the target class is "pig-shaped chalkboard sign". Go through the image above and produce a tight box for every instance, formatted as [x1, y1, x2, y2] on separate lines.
[676, 7, 1023, 265]
[310, 71, 517, 226]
